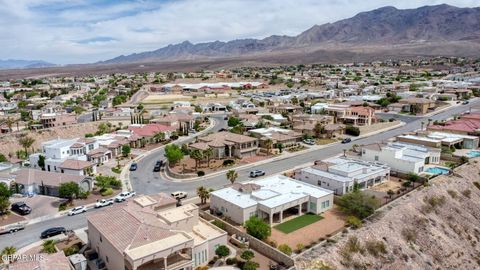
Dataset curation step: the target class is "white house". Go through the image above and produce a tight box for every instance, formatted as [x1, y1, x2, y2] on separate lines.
[210, 175, 333, 226]
[294, 157, 391, 195]
[360, 142, 441, 174]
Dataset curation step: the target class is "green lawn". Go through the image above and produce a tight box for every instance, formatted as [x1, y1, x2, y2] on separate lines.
[274, 213, 323, 234]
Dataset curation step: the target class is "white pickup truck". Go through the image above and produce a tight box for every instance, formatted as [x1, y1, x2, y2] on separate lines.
[95, 199, 114, 208]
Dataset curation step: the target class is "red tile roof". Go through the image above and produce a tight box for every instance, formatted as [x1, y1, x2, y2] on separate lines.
[59, 159, 94, 170]
[128, 124, 176, 137]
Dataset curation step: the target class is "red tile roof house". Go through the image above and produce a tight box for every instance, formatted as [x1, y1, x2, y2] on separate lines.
[190, 131, 259, 159]
[427, 113, 480, 135]
[86, 193, 227, 270]
[13, 168, 93, 197]
[58, 159, 97, 176]
[128, 124, 177, 146]
[150, 113, 194, 135]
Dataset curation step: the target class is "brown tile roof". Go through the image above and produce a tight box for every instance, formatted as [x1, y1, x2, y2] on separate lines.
[13, 168, 86, 187]
[59, 159, 94, 170]
[8, 251, 71, 270]
[199, 131, 257, 145]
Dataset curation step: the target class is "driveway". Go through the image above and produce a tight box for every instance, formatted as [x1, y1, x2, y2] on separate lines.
[10, 195, 64, 220]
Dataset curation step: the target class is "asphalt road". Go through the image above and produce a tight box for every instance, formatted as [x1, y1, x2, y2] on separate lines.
[1, 100, 478, 251]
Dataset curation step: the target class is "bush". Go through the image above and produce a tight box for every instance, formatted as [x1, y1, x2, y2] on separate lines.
[78, 191, 90, 199]
[401, 227, 417, 243]
[212, 220, 225, 230]
[111, 167, 121, 174]
[197, 171, 205, 177]
[345, 125, 360, 136]
[63, 245, 79, 256]
[462, 189, 471, 198]
[365, 240, 387, 257]
[244, 216, 271, 240]
[337, 190, 380, 219]
[226, 258, 237, 265]
[345, 236, 364, 254]
[101, 188, 113, 196]
[346, 216, 362, 229]
[278, 244, 292, 255]
[58, 203, 67, 211]
[422, 195, 446, 213]
[240, 250, 255, 261]
[223, 159, 235, 166]
[215, 245, 230, 258]
[242, 261, 259, 270]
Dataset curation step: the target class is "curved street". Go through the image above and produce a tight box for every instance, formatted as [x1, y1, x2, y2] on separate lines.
[1, 100, 478, 251]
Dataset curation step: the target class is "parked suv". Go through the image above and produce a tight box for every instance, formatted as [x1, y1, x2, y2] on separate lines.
[153, 160, 163, 172]
[129, 163, 138, 171]
[114, 191, 136, 202]
[249, 170, 266, 178]
[11, 202, 32, 215]
[68, 206, 87, 216]
[171, 191, 187, 200]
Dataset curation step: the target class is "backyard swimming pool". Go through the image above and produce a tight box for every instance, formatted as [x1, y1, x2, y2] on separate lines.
[467, 150, 480, 158]
[425, 167, 450, 175]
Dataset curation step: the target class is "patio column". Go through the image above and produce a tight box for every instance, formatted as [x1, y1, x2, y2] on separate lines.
[279, 211, 283, 223]
[269, 213, 273, 225]
[298, 204, 302, 215]
[164, 257, 167, 269]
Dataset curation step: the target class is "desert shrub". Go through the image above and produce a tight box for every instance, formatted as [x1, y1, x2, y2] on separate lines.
[345, 125, 360, 136]
[226, 258, 237, 265]
[278, 244, 292, 255]
[337, 190, 380, 219]
[401, 227, 417, 243]
[63, 245, 79, 256]
[447, 189, 458, 199]
[295, 244, 305, 253]
[197, 171, 205, 177]
[101, 188, 113, 196]
[365, 240, 387, 257]
[58, 203, 67, 211]
[78, 191, 90, 199]
[223, 159, 235, 166]
[422, 195, 446, 213]
[344, 236, 364, 254]
[474, 182, 480, 190]
[462, 189, 471, 198]
[346, 215, 362, 229]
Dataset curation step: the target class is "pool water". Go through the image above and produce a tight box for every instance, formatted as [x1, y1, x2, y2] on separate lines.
[467, 151, 480, 158]
[426, 167, 450, 175]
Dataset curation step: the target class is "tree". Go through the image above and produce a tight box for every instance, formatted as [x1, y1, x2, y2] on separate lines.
[194, 105, 203, 113]
[291, 96, 299, 105]
[1, 246, 16, 263]
[337, 190, 380, 219]
[226, 170, 238, 185]
[313, 123, 325, 138]
[243, 261, 260, 270]
[203, 148, 214, 168]
[5, 117, 15, 133]
[277, 143, 284, 153]
[42, 240, 56, 254]
[0, 154, 7, 162]
[95, 175, 121, 191]
[0, 196, 9, 214]
[244, 216, 271, 240]
[38, 155, 46, 170]
[18, 136, 35, 156]
[407, 173, 420, 183]
[240, 250, 255, 261]
[196, 186, 210, 204]
[387, 189, 394, 198]
[121, 145, 131, 157]
[164, 144, 184, 166]
[228, 117, 241, 127]
[215, 245, 230, 258]
[154, 132, 165, 143]
[345, 125, 360, 136]
[190, 149, 204, 170]
[264, 139, 273, 156]
[0, 182, 11, 198]
[59, 182, 80, 202]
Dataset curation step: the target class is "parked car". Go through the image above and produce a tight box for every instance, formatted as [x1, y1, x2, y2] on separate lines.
[11, 202, 32, 215]
[41, 227, 66, 239]
[68, 206, 87, 216]
[0, 223, 25, 235]
[153, 160, 163, 172]
[341, 138, 352, 144]
[95, 199, 114, 208]
[462, 100, 470, 105]
[249, 170, 266, 178]
[129, 163, 138, 171]
[115, 191, 136, 202]
[302, 139, 316, 145]
[171, 191, 187, 200]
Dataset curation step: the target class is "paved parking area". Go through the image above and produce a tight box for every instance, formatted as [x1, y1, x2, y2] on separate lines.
[11, 195, 64, 220]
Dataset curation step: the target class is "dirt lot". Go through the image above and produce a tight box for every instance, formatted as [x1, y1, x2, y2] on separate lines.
[370, 178, 403, 193]
[270, 206, 346, 249]
[171, 155, 270, 175]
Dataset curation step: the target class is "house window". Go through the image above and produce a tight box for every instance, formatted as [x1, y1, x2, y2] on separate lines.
[106, 256, 109, 263]
[100, 235, 102, 242]
[317, 180, 321, 186]
[325, 200, 330, 207]
[374, 155, 379, 161]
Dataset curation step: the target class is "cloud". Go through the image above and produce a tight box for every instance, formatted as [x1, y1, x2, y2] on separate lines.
[0, 0, 477, 64]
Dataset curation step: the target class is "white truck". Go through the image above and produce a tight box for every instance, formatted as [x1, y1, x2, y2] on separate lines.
[95, 199, 114, 208]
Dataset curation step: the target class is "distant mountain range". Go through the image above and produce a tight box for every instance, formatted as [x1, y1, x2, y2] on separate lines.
[0, 59, 56, 70]
[101, 4, 480, 65]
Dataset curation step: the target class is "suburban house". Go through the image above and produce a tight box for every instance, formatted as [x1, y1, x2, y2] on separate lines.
[268, 104, 303, 115]
[249, 127, 302, 148]
[87, 193, 227, 270]
[189, 131, 259, 159]
[150, 113, 194, 134]
[210, 175, 334, 226]
[40, 112, 77, 128]
[13, 168, 93, 196]
[128, 123, 177, 142]
[325, 104, 376, 126]
[428, 113, 480, 135]
[388, 98, 435, 115]
[359, 142, 441, 174]
[294, 157, 390, 195]
[397, 132, 479, 149]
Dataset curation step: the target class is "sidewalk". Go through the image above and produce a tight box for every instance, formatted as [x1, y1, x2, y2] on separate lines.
[162, 121, 406, 182]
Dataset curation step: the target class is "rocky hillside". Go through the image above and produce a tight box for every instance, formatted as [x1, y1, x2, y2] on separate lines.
[102, 4, 480, 64]
[296, 159, 480, 270]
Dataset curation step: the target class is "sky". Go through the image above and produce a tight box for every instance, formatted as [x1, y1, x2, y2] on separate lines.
[0, 0, 478, 64]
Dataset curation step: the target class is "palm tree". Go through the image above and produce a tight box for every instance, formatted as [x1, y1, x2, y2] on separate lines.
[226, 170, 238, 185]
[427, 118, 432, 127]
[154, 132, 165, 143]
[203, 148, 214, 168]
[190, 149, 204, 170]
[1, 246, 16, 263]
[5, 117, 15, 133]
[196, 186, 210, 204]
[42, 240, 56, 254]
[18, 136, 35, 156]
[264, 139, 273, 156]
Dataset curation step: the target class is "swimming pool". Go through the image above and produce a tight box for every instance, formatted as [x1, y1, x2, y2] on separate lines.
[467, 151, 480, 158]
[425, 167, 450, 175]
